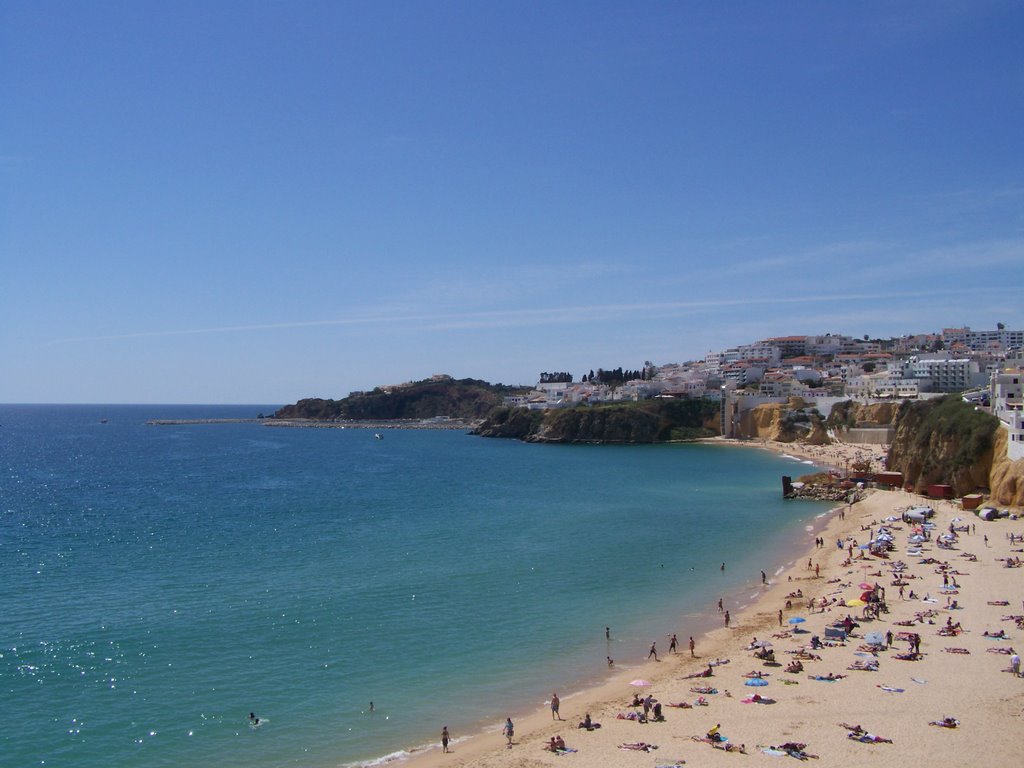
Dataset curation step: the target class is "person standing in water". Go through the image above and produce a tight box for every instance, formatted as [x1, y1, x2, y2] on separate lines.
[441, 726, 450, 752]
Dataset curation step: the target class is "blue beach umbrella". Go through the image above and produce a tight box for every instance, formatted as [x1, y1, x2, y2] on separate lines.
[745, 678, 769, 687]
[788, 617, 806, 625]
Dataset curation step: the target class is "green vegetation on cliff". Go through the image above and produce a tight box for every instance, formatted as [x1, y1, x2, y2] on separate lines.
[888, 396, 999, 494]
[274, 378, 528, 421]
[474, 398, 720, 443]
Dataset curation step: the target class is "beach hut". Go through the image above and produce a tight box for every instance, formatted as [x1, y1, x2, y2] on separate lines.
[961, 494, 984, 510]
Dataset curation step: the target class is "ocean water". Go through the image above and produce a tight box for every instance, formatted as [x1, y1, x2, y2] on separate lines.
[0, 405, 831, 768]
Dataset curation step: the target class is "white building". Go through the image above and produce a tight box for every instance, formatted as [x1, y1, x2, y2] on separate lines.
[902, 356, 988, 393]
[991, 368, 1024, 460]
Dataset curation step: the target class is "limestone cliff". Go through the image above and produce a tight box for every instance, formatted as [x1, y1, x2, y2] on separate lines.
[474, 398, 721, 443]
[886, 397, 997, 496]
[989, 428, 1024, 507]
[740, 398, 829, 444]
[826, 400, 901, 428]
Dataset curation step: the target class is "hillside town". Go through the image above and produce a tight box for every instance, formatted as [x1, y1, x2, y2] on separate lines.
[503, 325, 1024, 459]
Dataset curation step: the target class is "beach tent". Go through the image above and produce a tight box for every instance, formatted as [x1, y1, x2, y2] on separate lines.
[977, 507, 1000, 521]
[902, 507, 934, 523]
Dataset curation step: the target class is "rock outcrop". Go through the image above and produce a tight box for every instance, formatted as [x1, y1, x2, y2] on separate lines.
[988, 427, 1024, 507]
[740, 398, 829, 444]
[885, 397, 997, 496]
[473, 398, 721, 443]
[827, 400, 901, 428]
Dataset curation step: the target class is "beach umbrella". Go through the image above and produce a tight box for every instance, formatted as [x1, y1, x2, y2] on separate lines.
[629, 679, 651, 687]
[788, 617, 806, 625]
[744, 678, 769, 687]
[859, 582, 874, 590]
[846, 598, 866, 607]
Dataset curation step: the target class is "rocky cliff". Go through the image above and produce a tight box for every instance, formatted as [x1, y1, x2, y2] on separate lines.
[473, 398, 720, 443]
[885, 397, 997, 496]
[826, 400, 901, 428]
[988, 427, 1024, 507]
[739, 398, 829, 444]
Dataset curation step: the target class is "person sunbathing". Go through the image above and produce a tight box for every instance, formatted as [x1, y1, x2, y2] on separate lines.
[544, 736, 571, 752]
[929, 716, 959, 728]
[619, 741, 657, 751]
[776, 742, 818, 759]
[713, 742, 746, 753]
[983, 629, 1007, 638]
[848, 731, 893, 743]
[785, 660, 804, 673]
[808, 672, 846, 680]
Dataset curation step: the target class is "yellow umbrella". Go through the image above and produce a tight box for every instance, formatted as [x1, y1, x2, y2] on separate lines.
[846, 598, 866, 607]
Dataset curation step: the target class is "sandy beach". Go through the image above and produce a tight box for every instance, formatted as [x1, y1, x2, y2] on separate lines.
[400, 443, 1024, 768]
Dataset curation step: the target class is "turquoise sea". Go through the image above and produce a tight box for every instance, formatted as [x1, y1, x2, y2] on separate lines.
[0, 405, 831, 768]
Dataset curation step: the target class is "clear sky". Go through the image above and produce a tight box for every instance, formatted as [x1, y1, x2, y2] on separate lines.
[2, 1, 1022, 404]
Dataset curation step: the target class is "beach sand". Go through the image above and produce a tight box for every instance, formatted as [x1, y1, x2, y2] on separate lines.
[400, 445, 1024, 768]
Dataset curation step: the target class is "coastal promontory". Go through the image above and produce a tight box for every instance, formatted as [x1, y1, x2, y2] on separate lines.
[273, 377, 528, 422]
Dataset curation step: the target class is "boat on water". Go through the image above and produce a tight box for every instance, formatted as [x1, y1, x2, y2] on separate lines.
[374, 433, 383, 440]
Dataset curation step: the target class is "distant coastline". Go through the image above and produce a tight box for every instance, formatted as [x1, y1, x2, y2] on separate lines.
[146, 417, 477, 430]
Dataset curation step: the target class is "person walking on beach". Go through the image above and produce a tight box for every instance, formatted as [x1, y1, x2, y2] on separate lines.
[724, 610, 731, 628]
[718, 598, 723, 613]
[761, 570, 767, 585]
[669, 634, 678, 653]
[689, 636, 696, 657]
[648, 641, 659, 661]
[503, 717, 514, 748]
[551, 692, 560, 720]
[441, 726, 450, 753]
[778, 609, 783, 626]
[1011, 652, 1020, 677]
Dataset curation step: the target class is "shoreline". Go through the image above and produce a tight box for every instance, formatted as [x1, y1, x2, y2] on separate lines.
[384, 441, 839, 768]
[391, 440, 1023, 768]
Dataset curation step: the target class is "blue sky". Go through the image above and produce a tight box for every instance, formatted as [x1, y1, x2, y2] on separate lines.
[2, 1, 1022, 404]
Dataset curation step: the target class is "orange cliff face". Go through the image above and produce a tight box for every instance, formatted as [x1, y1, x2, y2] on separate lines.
[989, 428, 1024, 508]
[738, 399, 829, 444]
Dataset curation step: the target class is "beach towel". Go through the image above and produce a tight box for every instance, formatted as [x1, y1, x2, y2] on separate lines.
[876, 685, 904, 692]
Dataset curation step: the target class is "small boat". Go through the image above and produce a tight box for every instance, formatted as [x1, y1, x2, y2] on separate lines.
[374, 433, 383, 440]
